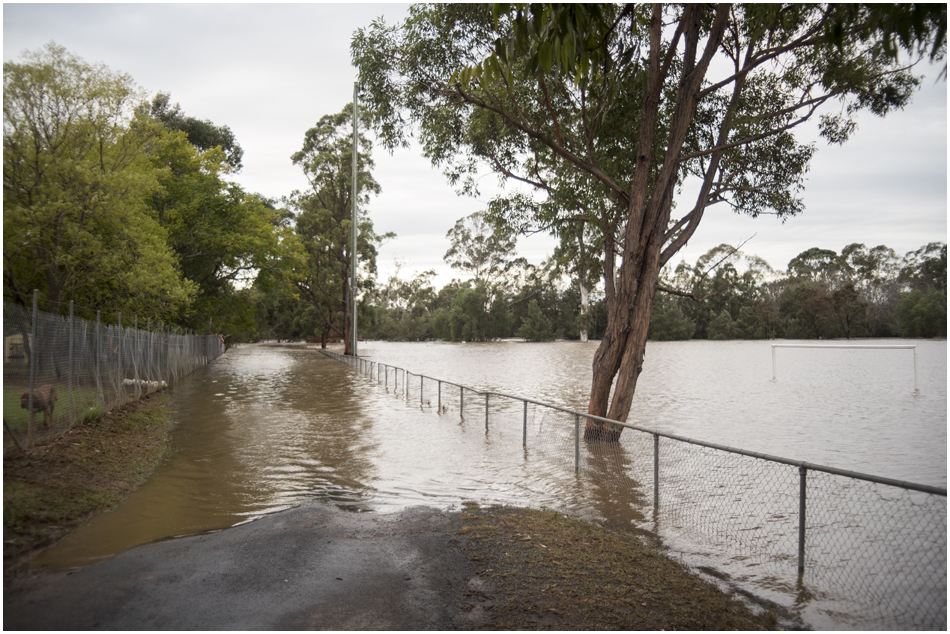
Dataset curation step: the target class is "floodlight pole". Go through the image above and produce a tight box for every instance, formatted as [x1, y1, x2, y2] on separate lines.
[351, 82, 359, 357]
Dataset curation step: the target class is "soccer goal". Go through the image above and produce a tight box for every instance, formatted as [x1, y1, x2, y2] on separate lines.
[770, 344, 918, 392]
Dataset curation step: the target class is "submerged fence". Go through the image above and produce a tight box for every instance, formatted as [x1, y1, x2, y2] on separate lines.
[4, 297, 225, 450]
[322, 349, 947, 630]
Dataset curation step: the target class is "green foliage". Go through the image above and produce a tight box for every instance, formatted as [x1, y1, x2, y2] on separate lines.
[518, 299, 556, 342]
[648, 294, 695, 341]
[3, 43, 196, 320]
[444, 212, 521, 283]
[142, 114, 295, 338]
[3, 43, 297, 346]
[288, 103, 390, 350]
[897, 289, 947, 338]
[352, 3, 941, 422]
[148, 92, 244, 170]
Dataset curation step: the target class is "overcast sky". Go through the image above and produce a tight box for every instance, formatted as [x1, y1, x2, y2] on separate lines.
[5, 3, 947, 289]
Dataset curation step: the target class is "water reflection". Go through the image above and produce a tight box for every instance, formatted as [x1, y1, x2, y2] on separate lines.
[32, 346, 381, 570]
[29, 340, 946, 630]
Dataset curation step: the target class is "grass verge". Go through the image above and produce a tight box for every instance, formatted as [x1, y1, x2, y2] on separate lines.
[3, 393, 177, 579]
[453, 502, 794, 630]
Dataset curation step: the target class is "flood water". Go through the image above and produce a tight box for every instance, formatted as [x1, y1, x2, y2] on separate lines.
[31, 339, 946, 630]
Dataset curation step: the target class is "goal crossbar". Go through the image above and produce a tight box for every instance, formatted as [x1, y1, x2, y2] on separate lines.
[771, 344, 918, 391]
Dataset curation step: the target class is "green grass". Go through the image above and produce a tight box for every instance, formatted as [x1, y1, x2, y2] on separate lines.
[3, 385, 108, 432]
[3, 393, 177, 577]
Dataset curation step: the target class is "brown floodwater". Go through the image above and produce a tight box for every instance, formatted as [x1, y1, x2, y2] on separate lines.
[30, 339, 946, 630]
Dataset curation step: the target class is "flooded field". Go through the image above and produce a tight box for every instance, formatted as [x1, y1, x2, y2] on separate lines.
[31, 339, 947, 629]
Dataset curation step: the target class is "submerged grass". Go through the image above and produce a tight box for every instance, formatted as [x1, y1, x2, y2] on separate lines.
[3, 393, 177, 579]
[453, 502, 790, 630]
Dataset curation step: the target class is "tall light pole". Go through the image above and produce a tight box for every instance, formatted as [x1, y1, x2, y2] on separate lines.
[350, 82, 359, 357]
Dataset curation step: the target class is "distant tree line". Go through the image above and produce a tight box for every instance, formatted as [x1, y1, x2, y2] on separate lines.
[253, 207, 946, 343]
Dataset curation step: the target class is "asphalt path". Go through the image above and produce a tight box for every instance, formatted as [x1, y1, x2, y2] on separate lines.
[4, 505, 495, 630]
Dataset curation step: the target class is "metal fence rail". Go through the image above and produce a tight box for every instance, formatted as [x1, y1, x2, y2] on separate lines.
[4, 296, 224, 450]
[322, 349, 947, 630]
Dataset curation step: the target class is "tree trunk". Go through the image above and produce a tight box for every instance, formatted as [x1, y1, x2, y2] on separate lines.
[577, 230, 589, 343]
[579, 280, 589, 343]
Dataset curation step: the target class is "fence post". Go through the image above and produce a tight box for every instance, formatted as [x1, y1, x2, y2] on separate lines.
[522, 399, 527, 447]
[27, 289, 38, 447]
[460, 387, 464, 418]
[913, 347, 919, 392]
[438, 381, 442, 412]
[118, 313, 123, 403]
[69, 301, 75, 426]
[798, 465, 807, 575]
[96, 311, 103, 406]
[420, 375, 424, 405]
[133, 316, 139, 397]
[574, 413, 580, 473]
[485, 393, 489, 431]
[654, 433, 660, 507]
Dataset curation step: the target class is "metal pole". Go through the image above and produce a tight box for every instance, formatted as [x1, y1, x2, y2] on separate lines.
[485, 393, 489, 431]
[96, 311, 103, 406]
[522, 400, 527, 447]
[420, 375, 424, 405]
[913, 347, 919, 392]
[460, 387, 464, 418]
[350, 82, 359, 358]
[574, 414, 580, 473]
[438, 381, 442, 412]
[654, 434, 660, 507]
[798, 465, 807, 575]
[118, 313, 123, 401]
[69, 300, 75, 426]
[133, 315, 139, 396]
[28, 289, 38, 446]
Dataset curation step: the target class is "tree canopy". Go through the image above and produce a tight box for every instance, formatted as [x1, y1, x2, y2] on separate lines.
[353, 3, 945, 439]
[4, 43, 295, 342]
[288, 103, 391, 352]
[3, 43, 195, 320]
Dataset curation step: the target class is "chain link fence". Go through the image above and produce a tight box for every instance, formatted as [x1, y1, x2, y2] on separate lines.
[4, 298, 225, 451]
[324, 350, 947, 630]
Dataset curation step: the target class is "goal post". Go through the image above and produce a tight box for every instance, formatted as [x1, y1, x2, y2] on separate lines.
[771, 344, 918, 392]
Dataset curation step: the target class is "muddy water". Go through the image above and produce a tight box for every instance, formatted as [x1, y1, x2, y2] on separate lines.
[31, 339, 946, 629]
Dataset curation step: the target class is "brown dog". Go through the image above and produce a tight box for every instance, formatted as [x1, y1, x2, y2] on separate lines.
[20, 384, 57, 427]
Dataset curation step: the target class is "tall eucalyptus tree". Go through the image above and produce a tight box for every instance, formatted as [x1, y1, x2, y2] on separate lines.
[353, 3, 944, 439]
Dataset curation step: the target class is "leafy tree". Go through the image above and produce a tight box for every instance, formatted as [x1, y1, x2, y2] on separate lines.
[289, 103, 390, 351]
[362, 267, 439, 341]
[900, 242, 947, 293]
[831, 282, 868, 339]
[648, 292, 696, 341]
[518, 298, 556, 341]
[3, 43, 195, 320]
[353, 3, 942, 440]
[897, 289, 947, 338]
[444, 211, 522, 283]
[839, 243, 901, 336]
[147, 92, 244, 171]
[781, 281, 837, 339]
[787, 248, 845, 289]
[146, 132, 294, 336]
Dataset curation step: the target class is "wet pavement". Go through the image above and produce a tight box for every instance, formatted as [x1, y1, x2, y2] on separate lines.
[4, 505, 491, 630]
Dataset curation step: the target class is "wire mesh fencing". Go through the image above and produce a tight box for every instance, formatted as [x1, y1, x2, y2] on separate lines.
[323, 349, 947, 630]
[4, 298, 225, 451]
